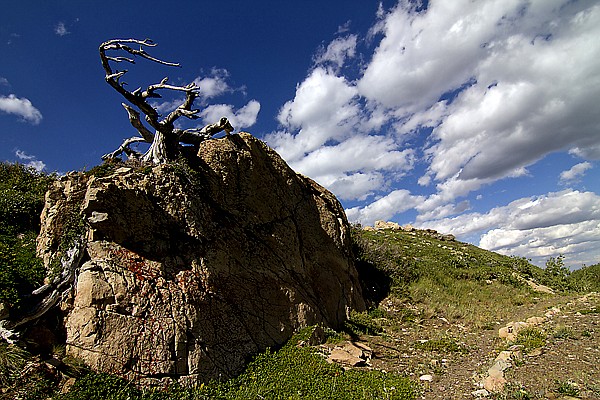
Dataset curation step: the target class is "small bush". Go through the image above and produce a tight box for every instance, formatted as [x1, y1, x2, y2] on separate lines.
[579, 306, 600, 315]
[0, 342, 30, 386]
[552, 326, 577, 340]
[554, 380, 580, 396]
[504, 383, 532, 400]
[581, 330, 592, 338]
[514, 327, 546, 351]
[344, 310, 384, 336]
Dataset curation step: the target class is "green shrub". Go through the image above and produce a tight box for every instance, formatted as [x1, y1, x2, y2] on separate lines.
[554, 380, 580, 396]
[552, 326, 577, 340]
[0, 342, 30, 386]
[0, 162, 55, 305]
[344, 310, 384, 336]
[514, 327, 546, 351]
[579, 306, 600, 315]
[569, 263, 600, 292]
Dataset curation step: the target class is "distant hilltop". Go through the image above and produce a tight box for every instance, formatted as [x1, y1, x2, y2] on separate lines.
[361, 220, 456, 242]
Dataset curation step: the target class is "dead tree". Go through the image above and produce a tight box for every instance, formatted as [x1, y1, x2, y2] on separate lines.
[99, 39, 234, 164]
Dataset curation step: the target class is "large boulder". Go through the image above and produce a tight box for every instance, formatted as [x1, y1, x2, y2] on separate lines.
[37, 133, 365, 385]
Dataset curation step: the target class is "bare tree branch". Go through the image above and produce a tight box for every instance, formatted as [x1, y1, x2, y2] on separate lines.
[102, 136, 146, 160]
[99, 38, 236, 164]
[122, 103, 154, 142]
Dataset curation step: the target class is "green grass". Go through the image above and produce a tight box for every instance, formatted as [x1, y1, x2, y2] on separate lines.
[554, 380, 580, 396]
[513, 327, 546, 351]
[552, 326, 577, 340]
[58, 327, 418, 400]
[344, 310, 385, 336]
[0, 342, 30, 386]
[579, 306, 600, 315]
[414, 337, 469, 354]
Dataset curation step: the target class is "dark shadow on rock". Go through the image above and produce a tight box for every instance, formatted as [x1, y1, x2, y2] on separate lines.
[354, 259, 392, 308]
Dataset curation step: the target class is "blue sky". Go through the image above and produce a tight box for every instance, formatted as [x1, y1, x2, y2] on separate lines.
[1, 0, 599, 269]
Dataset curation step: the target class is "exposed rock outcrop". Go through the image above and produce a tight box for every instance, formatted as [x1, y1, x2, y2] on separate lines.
[37, 133, 365, 385]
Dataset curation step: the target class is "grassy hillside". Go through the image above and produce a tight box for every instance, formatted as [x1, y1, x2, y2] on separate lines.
[351, 227, 578, 330]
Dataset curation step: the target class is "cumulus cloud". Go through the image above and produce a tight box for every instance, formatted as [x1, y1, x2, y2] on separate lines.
[559, 162, 593, 184]
[199, 100, 260, 130]
[193, 68, 232, 101]
[380, 1, 600, 190]
[346, 190, 425, 226]
[290, 135, 415, 201]
[268, 67, 362, 160]
[314, 35, 358, 71]
[15, 149, 46, 172]
[266, 66, 415, 201]
[0, 94, 43, 124]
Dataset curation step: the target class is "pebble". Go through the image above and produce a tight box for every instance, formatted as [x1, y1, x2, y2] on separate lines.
[471, 388, 490, 397]
[419, 374, 434, 382]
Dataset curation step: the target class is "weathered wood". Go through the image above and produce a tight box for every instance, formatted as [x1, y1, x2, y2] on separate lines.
[99, 38, 234, 164]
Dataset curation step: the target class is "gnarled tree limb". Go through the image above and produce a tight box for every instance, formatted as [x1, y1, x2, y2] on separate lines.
[99, 38, 234, 164]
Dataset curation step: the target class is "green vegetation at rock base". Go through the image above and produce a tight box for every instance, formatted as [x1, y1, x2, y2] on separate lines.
[56, 327, 417, 400]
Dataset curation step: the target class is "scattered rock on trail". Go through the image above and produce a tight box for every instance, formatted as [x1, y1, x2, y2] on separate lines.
[327, 341, 372, 368]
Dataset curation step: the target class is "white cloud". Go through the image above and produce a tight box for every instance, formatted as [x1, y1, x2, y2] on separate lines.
[54, 22, 69, 36]
[199, 99, 260, 130]
[151, 98, 184, 115]
[418, 2, 599, 186]
[290, 135, 412, 181]
[0, 94, 43, 124]
[352, 0, 600, 204]
[266, 65, 417, 201]
[559, 162, 593, 184]
[193, 68, 232, 101]
[336, 20, 352, 35]
[346, 190, 425, 226]
[269, 67, 362, 162]
[15, 149, 46, 172]
[289, 135, 415, 201]
[314, 35, 358, 71]
[277, 67, 358, 133]
[0, 77, 9, 86]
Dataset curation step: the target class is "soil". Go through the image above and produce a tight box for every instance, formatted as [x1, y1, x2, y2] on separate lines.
[344, 292, 600, 399]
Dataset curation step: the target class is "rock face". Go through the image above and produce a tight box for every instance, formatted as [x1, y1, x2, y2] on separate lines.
[37, 133, 365, 385]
